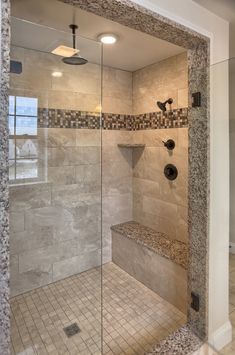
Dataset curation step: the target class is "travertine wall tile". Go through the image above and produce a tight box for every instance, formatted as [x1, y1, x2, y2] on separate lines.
[133, 52, 188, 114]
[112, 231, 187, 312]
[10, 46, 132, 114]
[10, 128, 102, 295]
[102, 130, 133, 264]
[132, 128, 188, 242]
[9, 48, 188, 297]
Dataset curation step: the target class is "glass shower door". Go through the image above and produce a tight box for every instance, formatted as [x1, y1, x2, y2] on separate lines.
[9, 18, 102, 355]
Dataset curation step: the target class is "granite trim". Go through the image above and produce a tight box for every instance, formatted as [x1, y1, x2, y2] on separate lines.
[38, 107, 188, 130]
[60, 0, 209, 49]
[0, 0, 10, 354]
[59, 0, 210, 344]
[145, 325, 202, 355]
[111, 221, 188, 269]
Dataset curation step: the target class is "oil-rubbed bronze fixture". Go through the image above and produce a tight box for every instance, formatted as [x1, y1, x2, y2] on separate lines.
[157, 98, 173, 112]
[162, 139, 175, 150]
[192, 92, 201, 107]
[164, 164, 178, 181]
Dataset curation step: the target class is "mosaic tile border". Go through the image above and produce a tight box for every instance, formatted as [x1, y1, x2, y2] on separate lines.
[38, 107, 189, 130]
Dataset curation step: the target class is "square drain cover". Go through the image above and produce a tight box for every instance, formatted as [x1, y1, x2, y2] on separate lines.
[63, 323, 81, 337]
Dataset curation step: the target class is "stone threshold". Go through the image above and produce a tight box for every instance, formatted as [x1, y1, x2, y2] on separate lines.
[145, 325, 203, 355]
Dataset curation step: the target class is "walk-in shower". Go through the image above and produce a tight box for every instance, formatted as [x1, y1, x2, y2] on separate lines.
[9, 2, 190, 354]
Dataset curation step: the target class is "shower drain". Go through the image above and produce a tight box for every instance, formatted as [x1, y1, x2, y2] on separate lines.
[63, 323, 81, 337]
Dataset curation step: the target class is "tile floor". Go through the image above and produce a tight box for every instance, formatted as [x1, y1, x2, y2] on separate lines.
[10, 262, 186, 355]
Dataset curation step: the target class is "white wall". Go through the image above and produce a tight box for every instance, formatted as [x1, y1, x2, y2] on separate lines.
[132, 0, 231, 350]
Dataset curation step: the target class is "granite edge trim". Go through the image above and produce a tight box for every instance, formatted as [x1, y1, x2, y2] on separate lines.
[60, 0, 210, 49]
[0, 0, 10, 354]
[111, 221, 188, 270]
[145, 324, 202, 355]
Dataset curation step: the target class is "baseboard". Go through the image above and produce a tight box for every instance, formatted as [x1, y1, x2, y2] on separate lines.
[229, 242, 235, 254]
[209, 320, 232, 351]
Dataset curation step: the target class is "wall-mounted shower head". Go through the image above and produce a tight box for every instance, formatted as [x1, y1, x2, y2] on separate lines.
[157, 98, 173, 112]
[62, 24, 88, 65]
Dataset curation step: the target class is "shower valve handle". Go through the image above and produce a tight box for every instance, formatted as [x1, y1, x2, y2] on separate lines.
[162, 139, 175, 150]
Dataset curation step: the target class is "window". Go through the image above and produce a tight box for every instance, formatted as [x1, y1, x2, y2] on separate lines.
[8, 96, 39, 182]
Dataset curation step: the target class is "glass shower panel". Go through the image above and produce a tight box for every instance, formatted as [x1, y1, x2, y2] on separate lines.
[9, 18, 102, 355]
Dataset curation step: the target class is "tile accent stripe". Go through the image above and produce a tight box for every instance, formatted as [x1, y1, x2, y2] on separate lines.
[38, 107, 188, 130]
[38, 108, 101, 129]
[134, 108, 188, 130]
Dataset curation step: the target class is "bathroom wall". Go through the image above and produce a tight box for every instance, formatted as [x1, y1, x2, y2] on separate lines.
[132, 128, 188, 242]
[9, 46, 188, 296]
[9, 129, 102, 296]
[10, 46, 132, 114]
[131, 52, 188, 242]
[9, 46, 133, 296]
[132, 52, 188, 114]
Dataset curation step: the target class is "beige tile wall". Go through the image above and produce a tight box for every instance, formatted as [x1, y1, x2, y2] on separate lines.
[9, 46, 188, 296]
[10, 129, 102, 296]
[102, 131, 133, 262]
[10, 47, 187, 115]
[10, 46, 132, 114]
[132, 128, 188, 242]
[133, 52, 188, 114]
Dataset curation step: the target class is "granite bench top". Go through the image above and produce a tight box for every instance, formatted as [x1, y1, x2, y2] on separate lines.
[111, 221, 188, 270]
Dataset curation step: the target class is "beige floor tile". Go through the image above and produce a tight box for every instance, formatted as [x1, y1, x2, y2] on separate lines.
[10, 262, 186, 355]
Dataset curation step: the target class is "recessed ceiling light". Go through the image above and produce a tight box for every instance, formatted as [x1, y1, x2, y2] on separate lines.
[52, 71, 63, 78]
[98, 33, 118, 44]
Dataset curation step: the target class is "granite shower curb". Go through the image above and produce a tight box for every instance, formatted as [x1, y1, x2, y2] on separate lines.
[145, 325, 202, 355]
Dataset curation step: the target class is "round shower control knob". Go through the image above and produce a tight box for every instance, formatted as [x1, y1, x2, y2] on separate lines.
[164, 164, 178, 181]
[162, 139, 175, 150]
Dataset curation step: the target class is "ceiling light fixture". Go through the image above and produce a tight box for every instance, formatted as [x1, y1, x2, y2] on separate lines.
[98, 33, 118, 44]
[52, 71, 63, 78]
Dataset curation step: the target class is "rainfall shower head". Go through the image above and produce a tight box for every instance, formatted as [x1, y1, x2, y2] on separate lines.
[62, 24, 88, 65]
[157, 98, 173, 112]
[62, 56, 88, 65]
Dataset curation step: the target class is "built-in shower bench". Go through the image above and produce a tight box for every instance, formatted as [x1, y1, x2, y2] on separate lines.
[111, 221, 188, 313]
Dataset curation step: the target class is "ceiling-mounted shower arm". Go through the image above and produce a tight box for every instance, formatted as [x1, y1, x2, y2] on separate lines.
[62, 24, 88, 65]
[69, 24, 78, 50]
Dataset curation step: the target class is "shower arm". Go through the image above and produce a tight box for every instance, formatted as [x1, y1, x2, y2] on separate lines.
[69, 24, 78, 50]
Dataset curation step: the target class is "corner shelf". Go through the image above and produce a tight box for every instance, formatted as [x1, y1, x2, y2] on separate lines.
[117, 144, 145, 149]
